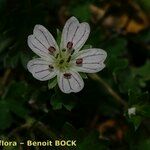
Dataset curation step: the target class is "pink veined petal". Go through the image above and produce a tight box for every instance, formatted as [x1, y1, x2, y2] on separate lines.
[60, 16, 90, 53]
[27, 25, 59, 59]
[72, 48, 107, 73]
[57, 71, 84, 93]
[27, 58, 57, 81]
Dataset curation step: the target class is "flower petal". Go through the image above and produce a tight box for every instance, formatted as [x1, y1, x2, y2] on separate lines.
[57, 71, 84, 93]
[27, 58, 57, 81]
[60, 16, 90, 53]
[27, 25, 59, 59]
[72, 48, 107, 73]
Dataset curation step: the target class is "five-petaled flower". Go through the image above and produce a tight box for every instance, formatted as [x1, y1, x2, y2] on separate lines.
[27, 16, 107, 93]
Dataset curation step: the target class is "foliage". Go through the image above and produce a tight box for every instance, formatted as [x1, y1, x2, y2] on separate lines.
[0, 0, 149, 150]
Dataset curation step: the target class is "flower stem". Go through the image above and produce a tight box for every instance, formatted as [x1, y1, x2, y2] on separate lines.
[88, 73, 128, 108]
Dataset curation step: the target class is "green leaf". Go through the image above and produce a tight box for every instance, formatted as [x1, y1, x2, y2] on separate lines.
[0, 36, 12, 53]
[105, 38, 127, 56]
[128, 90, 149, 105]
[48, 77, 57, 89]
[50, 92, 76, 111]
[0, 81, 29, 123]
[105, 37, 128, 73]
[4, 52, 20, 68]
[71, 4, 91, 21]
[137, 29, 150, 43]
[77, 131, 107, 150]
[132, 61, 150, 81]
[62, 122, 77, 139]
[117, 69, 141, 94]
[3, 81, 28, 101]
[136, 0, 150, 13]
[62, 122, 87, 144]
[62, 123, 107, 150]
[63, 101, 75, 111]
[20, 51, 32, 69]
[130, 115, 142, 130]
[107, 56, 128, 72]
[138, 105, 150, 117]
[138, 139, 150, 150]
[79, 72, 88, 79]
[128, 90, 141, 105]
[50, 95, 63, 110]
[9, 101, 29, 119]
[0, 101, 12, 130]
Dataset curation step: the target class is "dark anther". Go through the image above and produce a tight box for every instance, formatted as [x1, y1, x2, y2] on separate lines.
[64, 73, 72, 79]
[76, 58, 83, 66]
[67, 42, 73, 49]
[48, 46, 56, 54]
[71, 49, 75, 55]
[67, 56, 71, 62]
[59, 59, 64, 64]
[49, 65, 54, 71]
[62, 49, 66, 52]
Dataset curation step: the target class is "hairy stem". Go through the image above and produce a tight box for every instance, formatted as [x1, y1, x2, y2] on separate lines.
[89, 73, 128, 108]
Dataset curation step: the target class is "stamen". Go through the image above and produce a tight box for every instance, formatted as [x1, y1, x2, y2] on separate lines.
[67, 56, 71, 62]
[48, 46, 56, 54]
[71, 49, 75, 55]
[62, 49, 66, 52]
[64, 73, 72, 79]
[76, 58, 83, 66]
[49, 65, 54, 71]
[55, 53, 59, 58]
[67, 42, 73, 49]
[59, 59, 64, 64]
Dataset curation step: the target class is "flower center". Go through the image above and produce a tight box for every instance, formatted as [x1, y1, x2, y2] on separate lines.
[54, 50, 72, 71]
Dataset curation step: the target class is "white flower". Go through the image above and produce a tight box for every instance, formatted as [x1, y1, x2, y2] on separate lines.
[128, 107, 136, 118]
[27, 16, 107, 93]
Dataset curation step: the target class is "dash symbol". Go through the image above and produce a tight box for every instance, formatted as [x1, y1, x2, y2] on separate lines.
[20, 142, 24, 145]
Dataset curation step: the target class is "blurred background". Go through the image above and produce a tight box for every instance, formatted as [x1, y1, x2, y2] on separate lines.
[0, 0, 150, 149]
